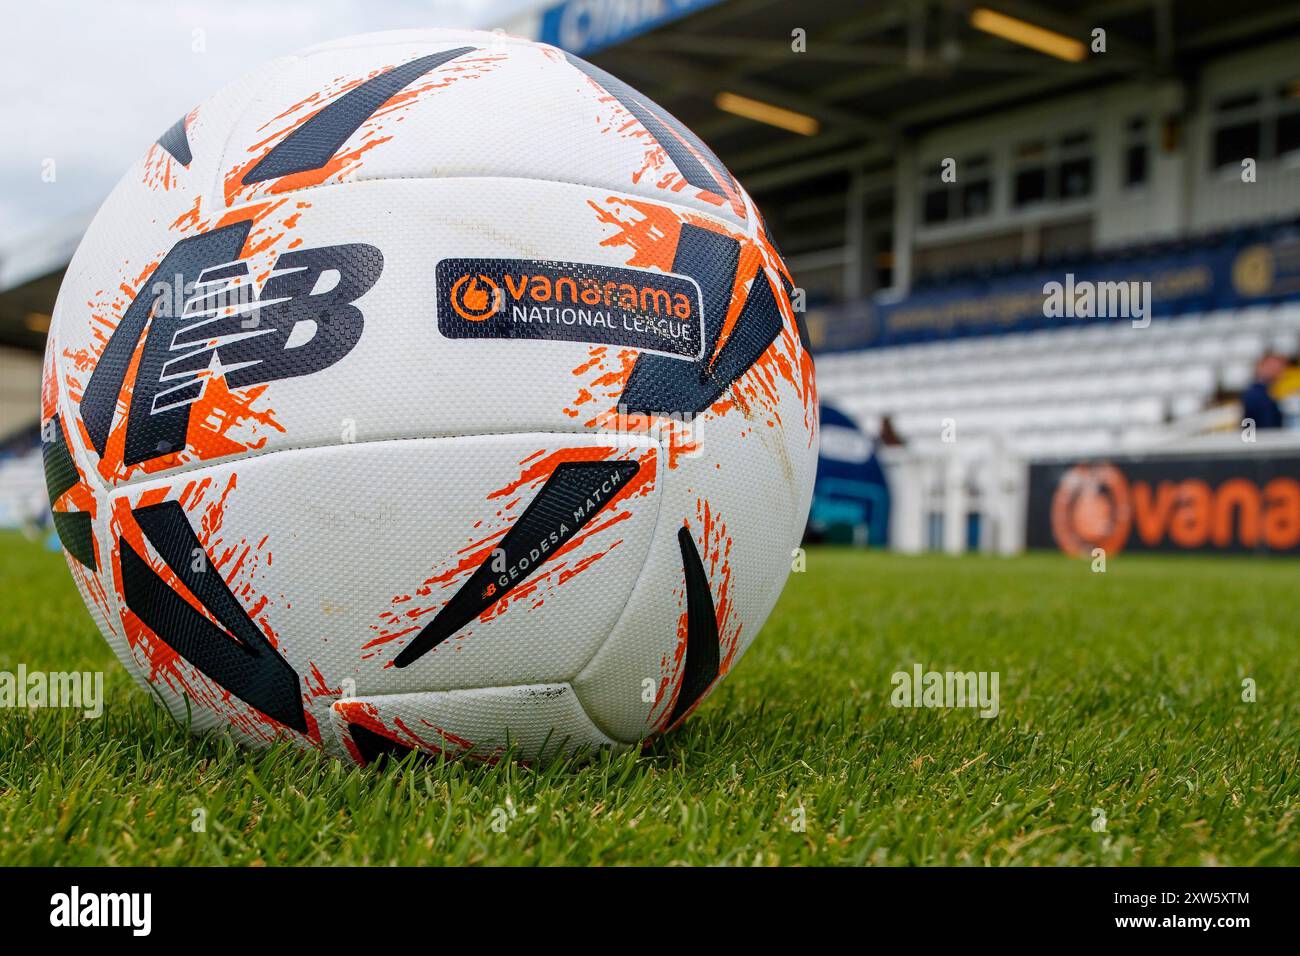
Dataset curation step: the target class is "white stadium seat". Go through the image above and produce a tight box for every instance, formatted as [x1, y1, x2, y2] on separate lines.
[819, 307, 1299, 454]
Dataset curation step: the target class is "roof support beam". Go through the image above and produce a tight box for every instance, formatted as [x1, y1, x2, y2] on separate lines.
[741, 144, 894, 192]
[614, 52, 895, 140]
[1181, 4, 1300, 49]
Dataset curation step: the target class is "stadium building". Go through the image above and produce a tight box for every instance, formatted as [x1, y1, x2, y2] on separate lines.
[5, 0, 1300, 555]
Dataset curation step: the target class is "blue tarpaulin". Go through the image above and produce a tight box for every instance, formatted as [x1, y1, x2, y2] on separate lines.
[807, 404, 891, 547]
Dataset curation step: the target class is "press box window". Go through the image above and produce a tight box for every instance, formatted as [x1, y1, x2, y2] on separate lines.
[1279, 80, 1300, 161]
[1012, 132, 1092, 208]
[962, 160, 992, 217]
[1013, 140, 1047, 206]
[1123, 117, 1149, 188]
[920, 155, 992, 225]
[1209, 83, 1300, 171]
[1212, 92, 1262, 172]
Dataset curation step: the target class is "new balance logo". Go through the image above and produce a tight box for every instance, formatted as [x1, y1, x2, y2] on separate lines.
[146, 257, 264, 416]
[81, 220, 383, 466]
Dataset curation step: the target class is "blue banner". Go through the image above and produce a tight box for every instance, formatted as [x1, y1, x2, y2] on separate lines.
[537, 0, 726, 56]
[809, 220, 1300, 353]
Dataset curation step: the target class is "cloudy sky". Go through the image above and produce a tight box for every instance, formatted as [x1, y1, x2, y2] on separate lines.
[0, 0, 537, 248]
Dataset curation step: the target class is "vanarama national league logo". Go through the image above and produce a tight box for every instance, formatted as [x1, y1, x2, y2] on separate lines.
[437, 257, 704, 359]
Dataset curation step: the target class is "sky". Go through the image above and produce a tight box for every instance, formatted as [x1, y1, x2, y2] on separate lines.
[0, 0, 538, 249]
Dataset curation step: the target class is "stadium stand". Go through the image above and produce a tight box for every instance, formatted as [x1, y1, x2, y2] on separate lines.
[0, 346, 45, 531]
[818, 301, 1300, 457]
[6, 0, 1300, 556]
[0, 424, 45, 531]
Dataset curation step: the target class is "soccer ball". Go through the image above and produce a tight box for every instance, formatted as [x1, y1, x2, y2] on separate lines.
[41, 29, 818, 763]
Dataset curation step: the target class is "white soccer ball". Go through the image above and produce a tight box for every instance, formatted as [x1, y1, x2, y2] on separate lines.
[41, 29, 818, 763]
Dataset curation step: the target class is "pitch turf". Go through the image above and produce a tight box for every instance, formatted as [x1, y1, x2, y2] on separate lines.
[0, 528, 1296, 866]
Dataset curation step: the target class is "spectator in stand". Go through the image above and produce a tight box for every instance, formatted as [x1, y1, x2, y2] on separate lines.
[1273, 354, 1300, 428]
[879, 414, 906, 447]
[1241, 352, 1288, 430]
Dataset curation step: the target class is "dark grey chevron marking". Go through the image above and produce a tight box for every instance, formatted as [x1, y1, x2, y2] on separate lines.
[41, 414, 96, 570]
[348, 722, 417, 767]
[666, 526, 720, 727]
[156, 115, 193, 166]
[52, 512, 96, 571]
[620, 223, 783, 416]
[41, 414, 79, 505]
[563, 52, 738, 203]
[242, 46, 476, 184]
[122, 500, 306, 732]
[393, 459, 640, 668]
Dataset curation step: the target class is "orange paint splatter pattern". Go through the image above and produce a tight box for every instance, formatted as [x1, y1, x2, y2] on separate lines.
[334, 700, 496, 765]
[568, 195, 817, 464]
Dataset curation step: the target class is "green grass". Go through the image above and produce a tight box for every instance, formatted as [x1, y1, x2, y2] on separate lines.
[1, 528, 1297, 866]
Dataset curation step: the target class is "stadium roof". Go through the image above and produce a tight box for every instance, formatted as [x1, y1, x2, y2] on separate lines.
[575, 0, 1300, 181]
[5, 0, 1300, 351]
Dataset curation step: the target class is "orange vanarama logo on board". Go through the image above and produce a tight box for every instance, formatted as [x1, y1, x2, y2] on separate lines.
[1051, 463, 1132, 556]
[1049, 461, 1300, 555]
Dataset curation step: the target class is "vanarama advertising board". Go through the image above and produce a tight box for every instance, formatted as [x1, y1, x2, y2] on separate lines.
[1027, 453, 1300, 555]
